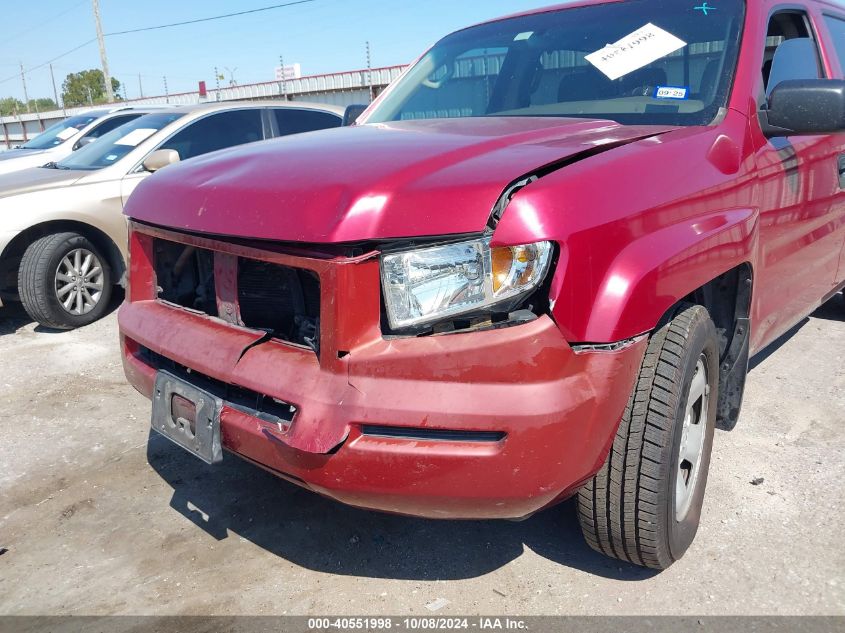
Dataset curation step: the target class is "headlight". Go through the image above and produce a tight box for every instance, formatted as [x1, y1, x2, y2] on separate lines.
[380, 237, 552, 330]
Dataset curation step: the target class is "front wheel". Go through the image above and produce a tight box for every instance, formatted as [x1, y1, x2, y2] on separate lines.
[18, 232, 113, 330]
[577, 304, 719, 570]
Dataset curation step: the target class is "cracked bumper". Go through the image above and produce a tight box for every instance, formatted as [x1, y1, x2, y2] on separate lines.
[119, 224, 646, 519]
[121, 305, 645, 520]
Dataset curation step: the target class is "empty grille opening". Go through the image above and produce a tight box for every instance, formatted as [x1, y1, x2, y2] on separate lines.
[238, 259, 320, 353]
[138, 347, 297, 424]
[154, 239, 217, 316]
[361, 425, 506, 443]
[152, 237, 321, 355]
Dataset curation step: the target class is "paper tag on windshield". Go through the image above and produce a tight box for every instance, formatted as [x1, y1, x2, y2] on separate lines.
[56, 127, 79, 141]
[114, 128, 157, 147]
[585, 23, 686, 81]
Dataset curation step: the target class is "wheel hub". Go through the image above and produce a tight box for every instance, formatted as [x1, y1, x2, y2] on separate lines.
[676, 356, 709, 522]
[55, 248, 105, 316]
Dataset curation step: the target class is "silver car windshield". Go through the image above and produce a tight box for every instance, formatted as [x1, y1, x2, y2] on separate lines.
[365, 0, 745, 126]
[21, 114, 101, 150]
[54, 112, 184, 171]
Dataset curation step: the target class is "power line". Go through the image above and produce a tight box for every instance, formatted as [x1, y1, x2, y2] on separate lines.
[1, 0, 320, 89]
[106, 0, 318, 36]
[0, 39, 97, 86]
[4, 0, 89, 46]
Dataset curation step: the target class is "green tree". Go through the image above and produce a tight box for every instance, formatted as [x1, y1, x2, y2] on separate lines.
[61, 69, 121, 107]
[0, 97, 25, 116]
[27, 98, 58, 112]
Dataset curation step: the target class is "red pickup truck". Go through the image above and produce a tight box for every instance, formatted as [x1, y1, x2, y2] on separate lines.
[119, 0, 845, 569]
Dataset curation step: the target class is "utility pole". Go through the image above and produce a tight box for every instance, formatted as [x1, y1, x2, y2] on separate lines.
[92, 0, 114, 103]
[163, 76, 169, 104]
[86, 85, 94, 105]
[19, 63, 30, 113]
[49, 64, 64, 114]
[366, 41, 374, 102]
[214, 66, 221, 102]
[279, 55, 287, 101]
[138, 74, 144, 98]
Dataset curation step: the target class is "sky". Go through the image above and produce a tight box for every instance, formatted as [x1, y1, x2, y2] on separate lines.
[0, 0, 556, 103]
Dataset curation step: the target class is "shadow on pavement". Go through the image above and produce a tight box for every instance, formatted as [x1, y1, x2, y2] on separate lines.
[146, 432, 658, 583]
[0, 292, 123, 336]
[139, 294, 842, 582]
[0, 303, 33, 335]
[749, 293, 843, 371]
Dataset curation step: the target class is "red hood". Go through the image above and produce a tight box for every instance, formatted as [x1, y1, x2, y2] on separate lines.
[126, 117, 675, 243]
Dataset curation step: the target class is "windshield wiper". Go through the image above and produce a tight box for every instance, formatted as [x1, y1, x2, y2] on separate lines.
[41, 162, 70, 170]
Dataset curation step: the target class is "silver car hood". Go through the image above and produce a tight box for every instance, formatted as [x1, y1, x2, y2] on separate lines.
[0, 148, 46, 161]
[0, 166, 87, 199]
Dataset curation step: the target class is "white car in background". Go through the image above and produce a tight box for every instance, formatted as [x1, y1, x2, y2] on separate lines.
[0, 101, 344, 329]
[0, 106, 164, 175]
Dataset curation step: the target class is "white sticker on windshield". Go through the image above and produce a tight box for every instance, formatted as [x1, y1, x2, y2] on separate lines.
[514, 31, 534, 41]
[114, 128, 157, 147]
[56, 127, 79, 141]
[585, 23, 687, 81]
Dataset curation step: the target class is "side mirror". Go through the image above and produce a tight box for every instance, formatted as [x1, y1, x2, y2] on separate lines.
[342, 104, 368, 127]
[73, 137, 96, 151]
[761, 79, 845, 137]
[142, 149, 181, 172]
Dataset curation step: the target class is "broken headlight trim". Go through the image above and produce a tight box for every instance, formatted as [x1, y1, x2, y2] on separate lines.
[380, 238, 552, 330]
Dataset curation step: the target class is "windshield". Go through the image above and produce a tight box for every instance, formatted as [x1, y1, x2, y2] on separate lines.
[55, 112, 184, 171]
[21, 114, 101, 150]
[366, 0, 745, 126]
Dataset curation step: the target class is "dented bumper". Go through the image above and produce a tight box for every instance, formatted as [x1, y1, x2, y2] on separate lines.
[119, 223, 646, 519]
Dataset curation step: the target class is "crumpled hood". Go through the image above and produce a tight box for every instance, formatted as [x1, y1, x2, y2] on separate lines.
[126, 117, 676, 243]
[0, 166, 86, 199]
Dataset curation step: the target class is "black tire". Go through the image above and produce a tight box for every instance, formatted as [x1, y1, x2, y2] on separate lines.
[18, 232, 113, 330]
[577, 304, 719, 570]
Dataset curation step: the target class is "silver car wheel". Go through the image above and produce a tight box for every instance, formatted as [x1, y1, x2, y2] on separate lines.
[676, 355, 709, 522]
[55, 248, 105, 316]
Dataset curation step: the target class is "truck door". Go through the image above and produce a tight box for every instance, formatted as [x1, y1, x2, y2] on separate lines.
[819, 11, 845, 287]
[752, 9, 845, 349]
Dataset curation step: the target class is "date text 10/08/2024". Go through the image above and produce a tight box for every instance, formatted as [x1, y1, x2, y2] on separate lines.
[307, 617, 529, 630]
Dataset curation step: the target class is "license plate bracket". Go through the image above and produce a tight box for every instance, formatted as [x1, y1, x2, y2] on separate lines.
[152, 370, 223, 464]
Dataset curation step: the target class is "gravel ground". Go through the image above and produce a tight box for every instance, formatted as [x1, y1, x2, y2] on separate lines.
[0, 297, 843, 616]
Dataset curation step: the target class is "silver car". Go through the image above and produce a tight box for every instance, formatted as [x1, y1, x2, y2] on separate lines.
[0, 101, 344, 329]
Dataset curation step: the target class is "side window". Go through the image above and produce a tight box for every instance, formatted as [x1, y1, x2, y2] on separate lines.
[272, 109, 342, 136]
[85, 114, 142, 140]
[763, 12, 823, 97]
[823, 15, 845, 77]
[158, 109, 264, 161]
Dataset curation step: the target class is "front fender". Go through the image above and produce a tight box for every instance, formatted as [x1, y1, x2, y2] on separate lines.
[500, 201, 758, 342]
[0, 184, 129, 264]
[584, 209, 757, 342]
[490, 117, 759, 343]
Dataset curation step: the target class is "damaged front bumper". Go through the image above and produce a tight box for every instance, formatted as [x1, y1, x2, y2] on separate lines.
[119, 222, 647, 520]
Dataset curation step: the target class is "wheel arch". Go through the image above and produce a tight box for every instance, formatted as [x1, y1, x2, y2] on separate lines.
[653, 262, 754, 431]
[0, 220, 125, 298]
